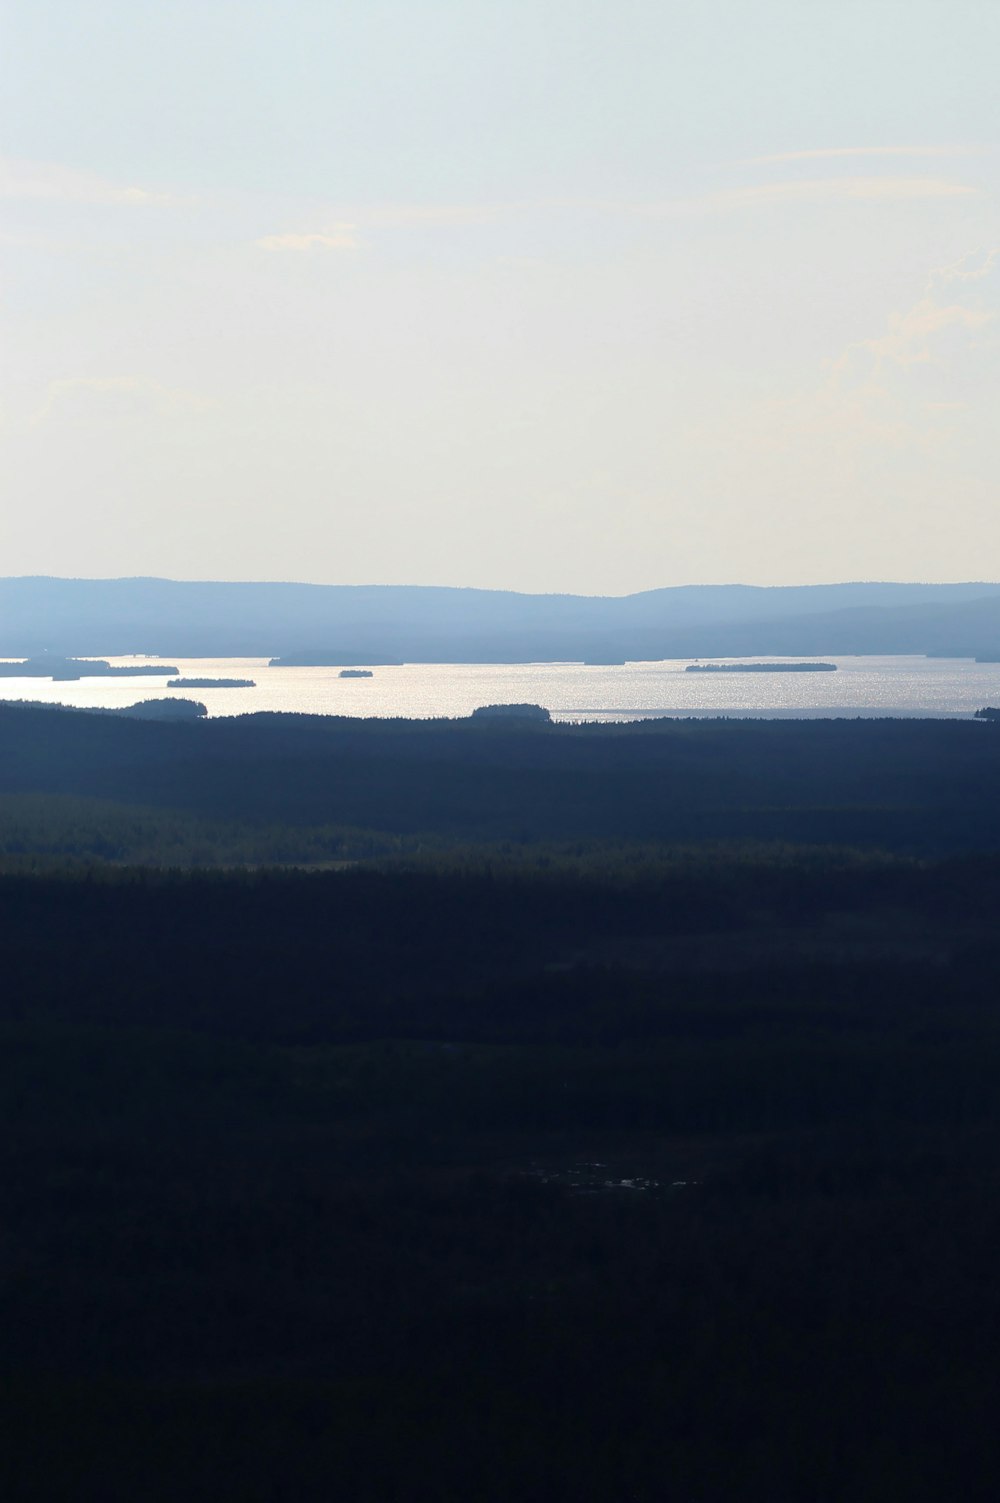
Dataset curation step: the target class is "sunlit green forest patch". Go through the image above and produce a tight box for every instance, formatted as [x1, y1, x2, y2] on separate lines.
[0, 793, 415, 870]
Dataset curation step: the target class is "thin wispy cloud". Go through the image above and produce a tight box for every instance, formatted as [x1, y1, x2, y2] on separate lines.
[0, 156, 176, 206]
[254, 203, 506, 250]
[0, 229, 75, 251]
[928, 245, 1000, 291]
[30, 376, 208, 427]
[252, 181, 979, 252]
[256, 224, 361, 252]
[715, 243, 1000, 486]
[827, 257, 997, 388]
[689, 176, 977, 213]
[861, 301, 994, 369]
[353, 203, 506, 228]
[798, 246, 999, 445]
[746, 145, 985, 166]
[844, 246, 1000, 371]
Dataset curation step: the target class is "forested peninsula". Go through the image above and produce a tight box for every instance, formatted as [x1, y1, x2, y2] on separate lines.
[0, 654, 178, 679]
[685, 661, 836, 673]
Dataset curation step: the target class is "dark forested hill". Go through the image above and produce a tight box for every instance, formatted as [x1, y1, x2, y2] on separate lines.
[2, 701, 999, 856]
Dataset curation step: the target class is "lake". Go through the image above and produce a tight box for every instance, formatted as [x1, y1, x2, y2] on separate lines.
[2, 654, 999, 721]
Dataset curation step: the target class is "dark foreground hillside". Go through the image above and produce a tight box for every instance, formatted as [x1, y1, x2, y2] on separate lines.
[2, 702, 1000, 855]
[5, 848, 1000, 1501]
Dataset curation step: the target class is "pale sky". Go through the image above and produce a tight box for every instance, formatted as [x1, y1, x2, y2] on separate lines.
[2, 0, 999, 593]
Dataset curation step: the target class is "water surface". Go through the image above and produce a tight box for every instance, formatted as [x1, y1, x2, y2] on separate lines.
[2, 654, 999, 721]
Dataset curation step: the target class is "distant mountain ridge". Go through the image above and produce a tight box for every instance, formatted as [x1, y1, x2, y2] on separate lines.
[2, 576, 1000, 661]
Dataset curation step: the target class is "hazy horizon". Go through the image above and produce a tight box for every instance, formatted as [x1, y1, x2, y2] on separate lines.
[5, 571, 1000, 599]
[3, 1, 999, 592]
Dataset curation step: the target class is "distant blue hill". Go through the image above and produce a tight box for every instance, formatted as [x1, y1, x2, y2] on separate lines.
[2, 576, 1000, 660]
